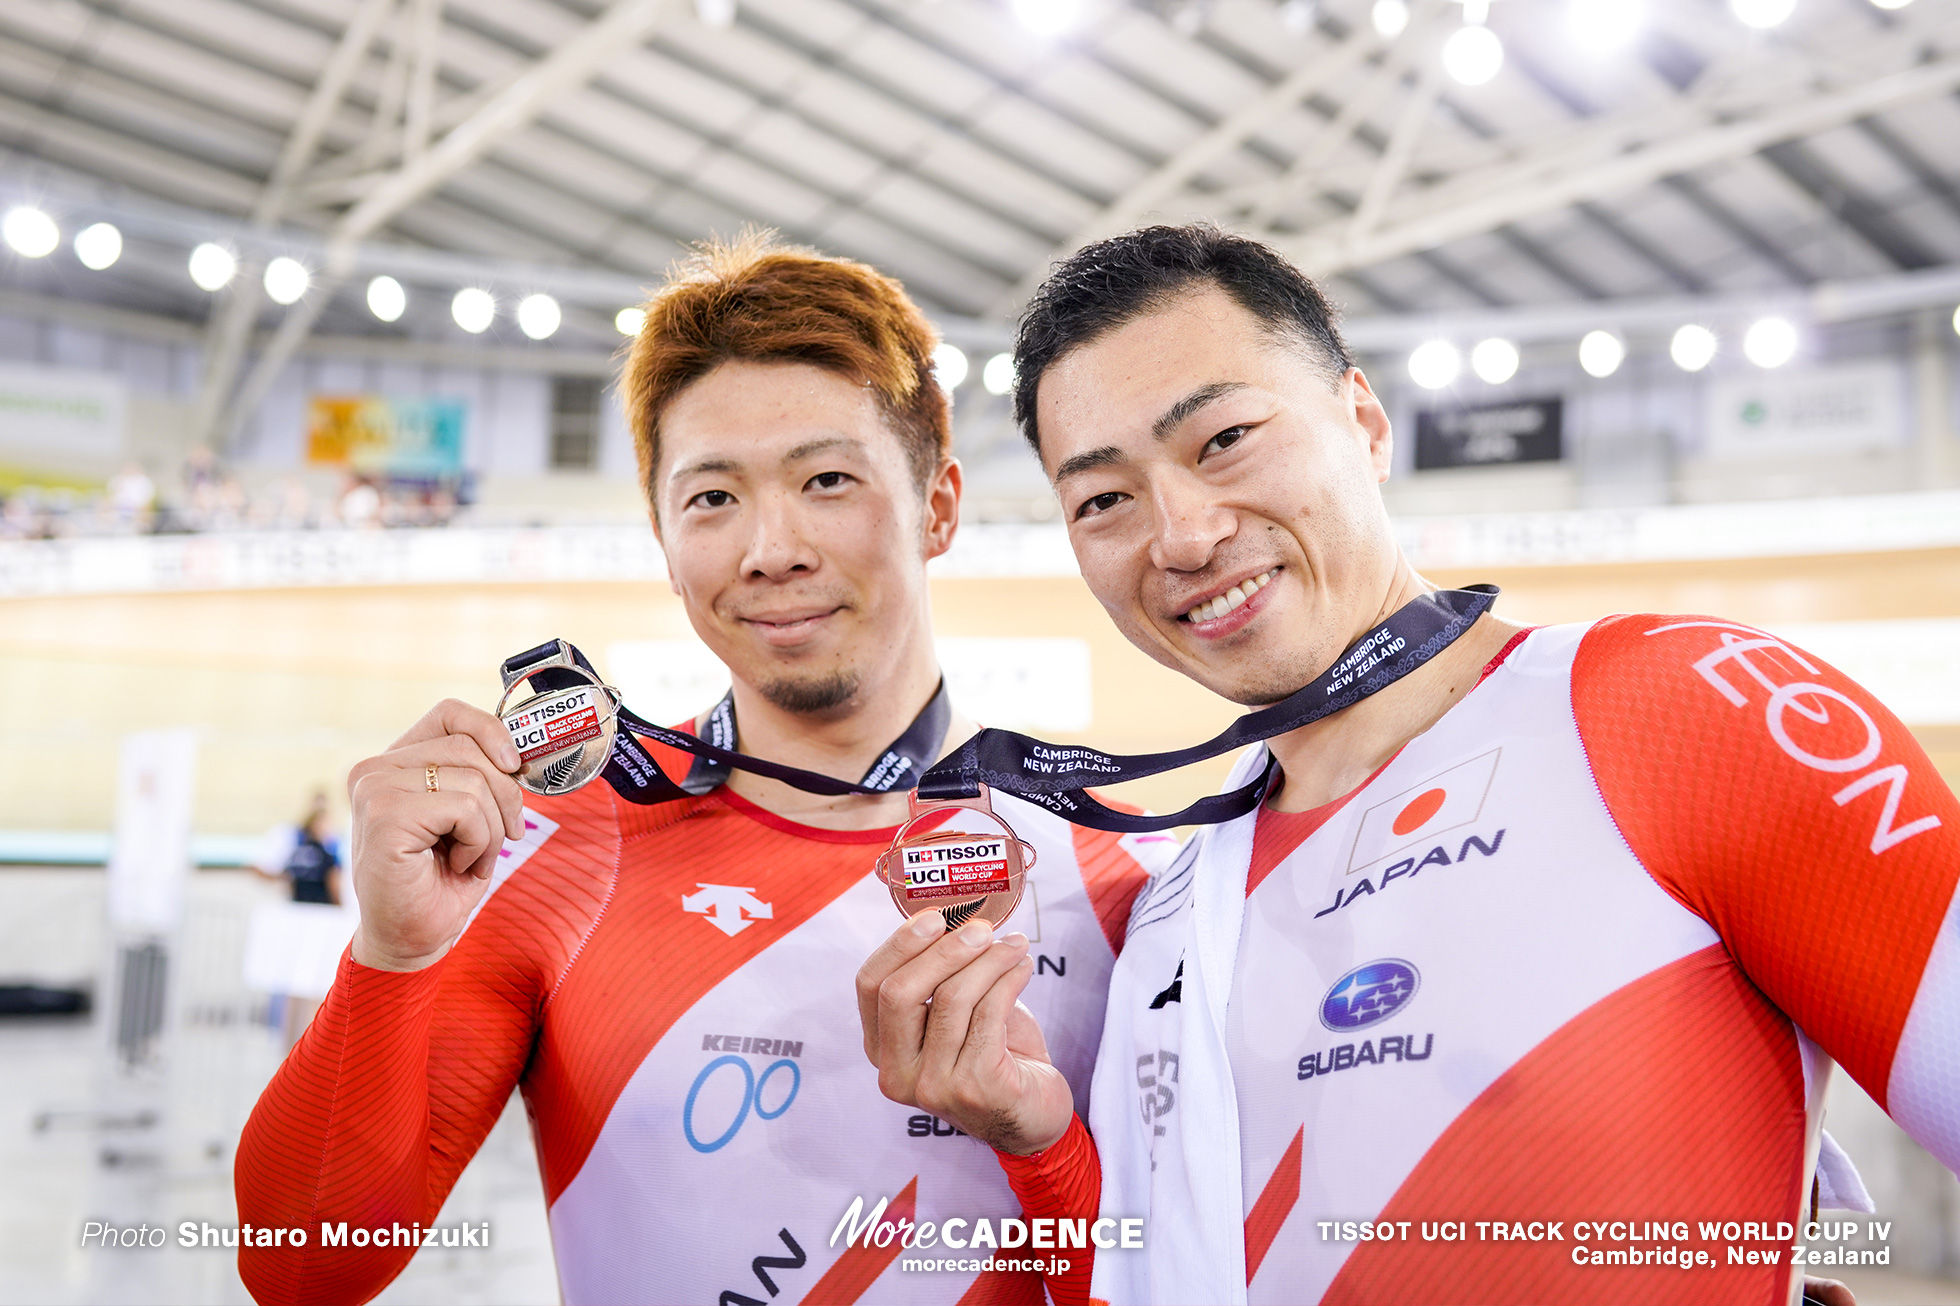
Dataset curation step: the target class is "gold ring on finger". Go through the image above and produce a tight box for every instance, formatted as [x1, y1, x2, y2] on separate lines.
[426, 764, 440, 793]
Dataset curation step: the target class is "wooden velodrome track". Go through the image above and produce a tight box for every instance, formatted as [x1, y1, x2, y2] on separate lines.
[0, 546, 1955, 837]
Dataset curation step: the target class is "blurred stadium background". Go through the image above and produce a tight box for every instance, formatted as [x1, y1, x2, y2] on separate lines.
[0, 0, 1958, 1301]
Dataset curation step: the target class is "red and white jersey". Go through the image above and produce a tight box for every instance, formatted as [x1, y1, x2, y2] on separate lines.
[1082, 616, 1959, 1306]
[235, 729, 1174, 1306]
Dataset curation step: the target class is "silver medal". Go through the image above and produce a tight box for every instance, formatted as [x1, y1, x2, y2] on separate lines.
[495, 642, 621, 797]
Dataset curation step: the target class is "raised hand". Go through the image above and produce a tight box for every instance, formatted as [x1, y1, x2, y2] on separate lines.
[345, 699, 525, 972]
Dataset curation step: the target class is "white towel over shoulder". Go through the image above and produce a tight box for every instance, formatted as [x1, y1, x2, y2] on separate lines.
[1088, 746, 1267, 1306]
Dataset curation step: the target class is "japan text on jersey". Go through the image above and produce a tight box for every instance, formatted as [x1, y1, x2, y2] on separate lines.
[1087, 616, 1959, 1306]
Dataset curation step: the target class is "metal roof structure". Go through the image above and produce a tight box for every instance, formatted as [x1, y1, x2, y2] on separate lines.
[2, 0, 1958, 446]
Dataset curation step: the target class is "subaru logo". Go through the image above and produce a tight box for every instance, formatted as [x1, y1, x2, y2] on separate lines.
[1320, 959, 1419, 1031]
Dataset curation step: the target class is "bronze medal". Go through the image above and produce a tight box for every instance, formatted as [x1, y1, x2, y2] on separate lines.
[875, 784, 1035, 931]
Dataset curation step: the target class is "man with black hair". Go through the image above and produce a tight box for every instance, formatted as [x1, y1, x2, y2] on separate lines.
[858, 225, 1955, 1305]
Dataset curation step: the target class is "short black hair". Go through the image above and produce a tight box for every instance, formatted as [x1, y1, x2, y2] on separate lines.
[1011, 223, 1354, 457]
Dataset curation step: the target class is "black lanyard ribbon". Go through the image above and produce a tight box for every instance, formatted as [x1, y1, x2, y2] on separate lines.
[915, 584, 1497, 832]
[525, 585, 1497, 832]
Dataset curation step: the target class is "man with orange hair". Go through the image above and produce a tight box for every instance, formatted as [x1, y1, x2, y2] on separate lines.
[233, 236, 1174, 1306]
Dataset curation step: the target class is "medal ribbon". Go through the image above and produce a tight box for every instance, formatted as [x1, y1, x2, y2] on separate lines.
[914, 584, 1499, 832]
[514, 584, 1496, 832]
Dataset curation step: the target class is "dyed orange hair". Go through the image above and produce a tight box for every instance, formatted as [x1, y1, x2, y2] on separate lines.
[621, 232, 951, 506]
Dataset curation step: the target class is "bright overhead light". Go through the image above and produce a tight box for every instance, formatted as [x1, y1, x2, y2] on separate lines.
[695, 0, 736, 26]
[1731, 0, 1796, 28]
[1743, 316, 1798, 368]
[1442, 25, 1504, 86]
[3, 207, 59, 259]
[1952, 303, 1959, 338]
[1669, 324, 1718, 372]
[452, 287, 495, 334]
[1011, 0, 1084, 37]
[616, 306, 646, 336]
[982, 352, 1015, 396]
[73, 222, 122, 270]
[263, 256, 310, 305]
[517, 293, 561, 340]
[1578, 330, 1625, 378]
[1868, 0, 1912, 8]
[1371, 0, 1410, 38]
[1470, 338, 1519, 385]
[1568, 0, 1641, 52]
[367, 275, 406, 322]
[189, 242, 237, 292]
[1408, 340, 1460, 390]
[932, 342, 969, 390]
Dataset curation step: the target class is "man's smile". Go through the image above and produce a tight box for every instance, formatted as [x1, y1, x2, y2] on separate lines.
[736, 605, 847, 645]
[1173, 566, 1280, 639]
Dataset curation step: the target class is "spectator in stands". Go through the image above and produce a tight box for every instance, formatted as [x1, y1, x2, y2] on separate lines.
[104, 462, 155, 533]
[337, 475, 381, 529]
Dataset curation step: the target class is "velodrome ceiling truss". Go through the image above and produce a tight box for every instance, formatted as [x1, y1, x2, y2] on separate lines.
[1, 0, 1957, 441]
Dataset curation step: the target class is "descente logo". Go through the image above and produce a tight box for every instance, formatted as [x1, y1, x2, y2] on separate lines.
[829, 1196, 1144, 1252]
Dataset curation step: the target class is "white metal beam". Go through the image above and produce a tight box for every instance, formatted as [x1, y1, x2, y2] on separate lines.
[1344, 58, 1441, 244]
[331, 0, 674, 250]
[1243, 44, 1418, 229]
[991, 19, 1383, 313]
[405, 0, 442, 163]
[193, 0, 398, 449]
[1280, 50, 1960, 280]
[262, 0, 399, 210]
[1338, 260, 1960, 353]
[1266, 7, 1960, 243]
[216, 0, 681, 447]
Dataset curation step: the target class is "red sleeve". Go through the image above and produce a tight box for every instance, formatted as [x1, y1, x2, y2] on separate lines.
[233, 942, 541, 1306]
[994, 1114, 1102, 1306]
[1571, 614, 1960, 1108]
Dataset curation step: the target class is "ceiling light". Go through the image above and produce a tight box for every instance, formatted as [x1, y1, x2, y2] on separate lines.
[367, 275, 406, 322]
[1012, 0, 1084, 37]
[1371, 0, 1410, 38]
[1731, 0, 1795, 28]
[263, 257, 310, 305]
[1568, 0, 1641, 52]
[189, 242, 237, 292]
[1952, 303, 1959, 338]
[1669, 324, 1717, 372]
[695, 0, 736, 26]
[452, 287, 495, 334]
[517, 293, 561, 340]
[1578, 330, 1625, 378]
[3, 207, 59, 259]
[1743, 316, 1798, 368]
[982, 352, 1015, 396]
[1408, 340, 1460, 390]
[1470, 338, 1519, 385]
[616, 306, 647, 336]
[932, 342, 969, 390]
[1868, 0, 1912, 8]
[73, 222, 122, 270]
[1442, 25, 1504, 85]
